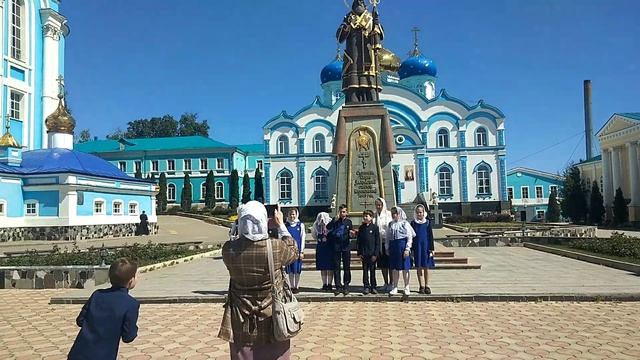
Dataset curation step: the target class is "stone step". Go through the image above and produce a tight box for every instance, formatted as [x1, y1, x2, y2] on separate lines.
[302, 249, 455, 258]
[300, 256, 469, 264]
[300, 263, 481, 270]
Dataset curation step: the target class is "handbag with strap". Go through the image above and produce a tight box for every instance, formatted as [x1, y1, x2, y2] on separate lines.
[266, 238, 304, 341]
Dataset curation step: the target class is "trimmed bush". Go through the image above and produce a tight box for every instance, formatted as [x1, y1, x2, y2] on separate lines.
[569, 232, 640, 260]
[445, 214, 512, 224]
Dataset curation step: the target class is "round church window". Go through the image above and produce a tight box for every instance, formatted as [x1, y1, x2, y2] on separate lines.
[395, 135, 405, 144]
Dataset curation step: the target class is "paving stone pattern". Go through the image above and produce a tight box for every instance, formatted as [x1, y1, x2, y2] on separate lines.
[2, 290, 640, 359]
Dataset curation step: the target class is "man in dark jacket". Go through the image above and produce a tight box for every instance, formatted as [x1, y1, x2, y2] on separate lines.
[357, 210, 380, 294]
[327, 204, 354, 295]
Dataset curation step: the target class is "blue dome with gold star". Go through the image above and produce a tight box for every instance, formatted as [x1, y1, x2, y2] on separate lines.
[399, 53, 437, 79]
[320, 58, 343, 84]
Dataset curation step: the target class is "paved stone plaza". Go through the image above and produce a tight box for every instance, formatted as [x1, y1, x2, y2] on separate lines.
[2, 290, 640, 359]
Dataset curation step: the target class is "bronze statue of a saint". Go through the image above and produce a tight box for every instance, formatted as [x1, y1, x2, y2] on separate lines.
[337, 0, 384, 104]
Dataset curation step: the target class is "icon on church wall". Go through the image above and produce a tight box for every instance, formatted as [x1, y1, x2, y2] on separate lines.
[404, 165, 415, 182]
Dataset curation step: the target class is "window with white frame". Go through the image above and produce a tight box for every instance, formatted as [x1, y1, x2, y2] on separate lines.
[201, 183, 207, 200]
[216, 158, 224, 170]
[438, 167, 452, 196]
[10, 0, 23, 60]
[128, 202, 138, 215]
[437, 128, 450, 148]
[277, 135, 289, 155]
[134, 161, 141, 173]
[535, 186, 543, 199]
[0, 200, 5, 216]
[118, 161, 127, 172]
[521, 187, 529, 199]
[215, 181, 224, 199]
[476, 165, 491, 195]
[536, 210, 545, 220]
[10, 91, 23, 120]
[279, 171, 292, 200]
[151, 160, 159, 172]
[167, 184, 176, 201]
[314, 171, 328, 199]
[200, 158, 208, 170]
[183, 159, 192, 171]
[113, 201, 123, 215]
[93, 200, 105, 215]
[167, 160, 175, 171]
[256, 160, 263, 171]
[550, 185, 558, 196]
[25, 201, 37, 216]
[476, 128, 488, 146]
[313, 134, 325, 153]
[507, 187, 514, 200]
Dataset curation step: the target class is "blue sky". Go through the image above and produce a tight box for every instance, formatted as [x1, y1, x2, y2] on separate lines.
[62, 0, 640, 174]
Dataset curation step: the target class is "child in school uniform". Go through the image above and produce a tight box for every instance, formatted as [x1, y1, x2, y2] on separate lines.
[386, 207, 416, 296]
[411, 204, 436, 294]
[285, 208, 305, 294]
[357, 210, 380, 294]
[68, 258, 140, 360]
[312, 212, 334, 291]
[374, 197, 392, 291]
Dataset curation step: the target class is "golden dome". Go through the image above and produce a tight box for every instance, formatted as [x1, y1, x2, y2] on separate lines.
[378, 48, 401, 73]
[45, 93, 75, 135]
[0, 118, 20, 148]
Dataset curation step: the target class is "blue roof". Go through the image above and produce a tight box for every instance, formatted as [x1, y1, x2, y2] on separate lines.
[0, 148, 150, 182]
[236, 144, 264, 154]
[399, 53, 437, 79]
[320, 58, 343, 84]
[616, 113, 640, 121]
[75, 136, 231, 153]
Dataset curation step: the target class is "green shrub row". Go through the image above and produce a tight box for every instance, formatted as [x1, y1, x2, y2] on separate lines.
[0, 242, 214, 267]
[445, 214, 513, 224]
[569, 232, 640, 259]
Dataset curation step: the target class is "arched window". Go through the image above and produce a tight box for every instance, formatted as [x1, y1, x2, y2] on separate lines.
[279, 170, 293, 200]
[10, 0, 24, 60]
[167, 184, 176, 201]
[201, 182, 207, 200]
[313, 169, 329, 199]
[277, 135, 289, 155]
[437, 166, 452, 196]
[476, 165, 491, 195]
[475, 127, 488, 146]
[313, 134, 326, 153]
[215, 181, 224, 199]
[437, 128, 450, 148]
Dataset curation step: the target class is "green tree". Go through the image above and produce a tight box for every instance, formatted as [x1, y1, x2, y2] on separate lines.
[134, 167, 142, 179]
[588, 181, 605, 225]
[150, 173, 156, 181]
[106, 127, 126, 140]
[254, 169, 264, 203]
[560, 166, 588, 224]
[241, 172, 252, 204]
[204, 170, 216, 209]
[546, 190, 561, 222]
[157, 173, 167, 213]
[181, 173, 192, 211]
[178, 112, 209, 137]
[229, 170, 240, 210]
[613, 187, 629, 226]
[76, 129, 91, 143]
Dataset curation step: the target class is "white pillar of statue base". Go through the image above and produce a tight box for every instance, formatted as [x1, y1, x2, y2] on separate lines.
[48, 132, 73, 150]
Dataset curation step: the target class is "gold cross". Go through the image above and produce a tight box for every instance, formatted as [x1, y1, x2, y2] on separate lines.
[411, 27, 421, 55]
[56, 75, 65, 97]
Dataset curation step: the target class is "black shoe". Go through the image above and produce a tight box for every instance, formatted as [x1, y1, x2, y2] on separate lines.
[370, 287, 378, 295]
[363, 287, 370, 295]
[343, 287, 350, 296]
[321, 285, 327, 291]
[334, 286, 342, 296]
[418, 287, 425, 294]
[292, 288, 299, 294]
[425, 286, 431, 295]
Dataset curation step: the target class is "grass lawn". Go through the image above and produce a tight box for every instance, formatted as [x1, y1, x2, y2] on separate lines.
[545, 244, 640, 265]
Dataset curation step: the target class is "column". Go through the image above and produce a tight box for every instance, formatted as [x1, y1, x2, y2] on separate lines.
[627, 142, 640, 206]
[602, 148, 613, 207]
[41, 17, 63, 149]
[611, 147, 621, 195]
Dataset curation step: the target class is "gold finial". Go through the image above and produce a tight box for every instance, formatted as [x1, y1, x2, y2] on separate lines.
[45, 75, 76, 135]
[411, 27, 421, 56]
[0, 113, 20, 148]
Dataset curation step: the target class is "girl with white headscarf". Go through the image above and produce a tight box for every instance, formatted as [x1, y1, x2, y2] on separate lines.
[386, 207, 416, 296]
[218, 201, 299, 359]
[374, 197, 392, 291]
[284, 208, 305, 293]
[312, 212, 334, 291]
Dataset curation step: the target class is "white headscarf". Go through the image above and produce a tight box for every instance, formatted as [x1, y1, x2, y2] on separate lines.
[312, 212, 331, 240]
[237, 201, 269, 241]
[413, 204, 428, 224]
[287, 208, 300, 226]
[374, 197, 392, 238]
[388, 207, 416, 240]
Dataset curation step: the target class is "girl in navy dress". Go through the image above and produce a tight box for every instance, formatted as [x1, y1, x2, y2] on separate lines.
[410, 205, 435, 294]
[386, 207, 416, 296]
[374, 197, 392, 292]
[285, 208, 305, 294]
[312, 212, 334, 291]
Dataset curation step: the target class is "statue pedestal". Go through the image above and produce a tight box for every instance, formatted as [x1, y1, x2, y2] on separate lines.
[333, 103, 396, 225]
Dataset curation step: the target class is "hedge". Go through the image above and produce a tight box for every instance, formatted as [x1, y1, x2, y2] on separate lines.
[445, 214, 513, 224]
[569, 232, 640, 260]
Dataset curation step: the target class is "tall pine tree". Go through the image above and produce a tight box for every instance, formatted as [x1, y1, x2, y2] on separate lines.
[181, 173, 192, 211]
[546, 190, 561, 222]
[157, 173, 167, 213]
[254, 169, 264, 203]
[241, 172, 252, 204]
[134, 167, 142, 179]
[613, 187, 629, 226]
[560, 166, 588, 224]
[589, 181, 605, 225]
[204, 170, 216, 209]
[229, 170, 240, 210]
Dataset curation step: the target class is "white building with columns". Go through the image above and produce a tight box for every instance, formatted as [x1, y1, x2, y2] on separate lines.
[0, 0, 68, 150]
[578, 113, 640, 224]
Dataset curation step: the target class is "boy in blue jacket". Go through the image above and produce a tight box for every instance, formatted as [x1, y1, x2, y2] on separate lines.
[68, 258, 140, 360]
